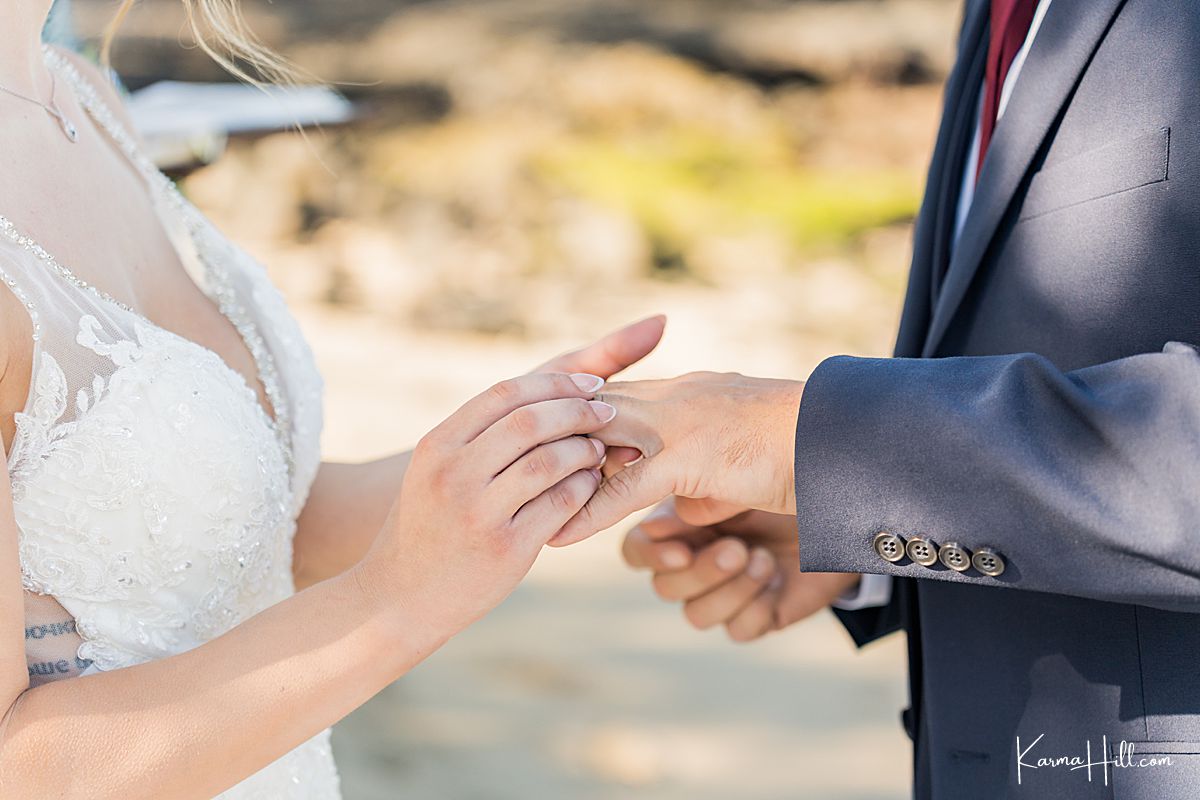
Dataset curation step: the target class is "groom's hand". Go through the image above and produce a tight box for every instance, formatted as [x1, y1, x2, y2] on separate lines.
[550, 372, 805, 545]
[623, 499, 860, 641]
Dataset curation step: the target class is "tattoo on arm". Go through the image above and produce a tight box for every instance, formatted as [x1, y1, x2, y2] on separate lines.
[24, 619, 77, 640]
[27, 656, 93, 679]
[24, 617, 91, 685]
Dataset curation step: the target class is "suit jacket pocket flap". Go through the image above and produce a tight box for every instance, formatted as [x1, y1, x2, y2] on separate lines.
[1019, 127, 1170, 221]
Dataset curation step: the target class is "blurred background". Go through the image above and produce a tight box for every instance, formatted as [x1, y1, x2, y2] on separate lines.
[60, 1, 962, 797]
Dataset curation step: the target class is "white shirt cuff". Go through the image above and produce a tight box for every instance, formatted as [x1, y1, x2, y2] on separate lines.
[831, 574, 894, 611]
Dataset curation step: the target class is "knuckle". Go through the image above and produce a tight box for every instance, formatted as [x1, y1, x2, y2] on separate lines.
[484, 528, 515, 559]
[428, 465, 453, 494]
[527, 447, 560, 478]
[548, 480, 581, 515]
[509, 406, 540, 439]
[414, 430, 443, 458]
[571, 398, 596, 428]
[604, 468, 639, 502]
[573, 436, 600, 466]
[554, 372, 582, 396]
[461, 509, 483, 532]
[423, 452, 461, 495]
[488, 378, 522, 405]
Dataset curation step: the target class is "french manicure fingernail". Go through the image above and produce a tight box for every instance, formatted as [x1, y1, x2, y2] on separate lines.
[748, 549, 773, 581]
[589, 401, 617, 423]
[590, 437, 606, 458]
[716, 546, 743, 572]
[588, 468, 603, 482]
[571, 373, 605, 393]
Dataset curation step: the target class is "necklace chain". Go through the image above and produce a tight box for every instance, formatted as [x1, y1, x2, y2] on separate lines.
[0, 69, 79, 142]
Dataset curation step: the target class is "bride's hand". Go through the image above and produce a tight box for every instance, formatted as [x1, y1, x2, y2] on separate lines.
[530, 315, 666, 380]
[356, 372, 615, 638]
[531, 314, 667, 470]
[550, 372, 805, 546]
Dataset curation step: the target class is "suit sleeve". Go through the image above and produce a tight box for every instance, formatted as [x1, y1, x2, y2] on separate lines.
[795, 343, 1200, 614]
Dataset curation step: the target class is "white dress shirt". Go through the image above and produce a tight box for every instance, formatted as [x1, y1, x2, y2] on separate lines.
[834, 0, 1053, 611]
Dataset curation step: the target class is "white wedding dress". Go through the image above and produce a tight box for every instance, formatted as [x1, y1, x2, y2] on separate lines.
[12, 47, 341, 797]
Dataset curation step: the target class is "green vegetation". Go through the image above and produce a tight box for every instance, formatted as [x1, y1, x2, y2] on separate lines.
[539, 126, 922, 263]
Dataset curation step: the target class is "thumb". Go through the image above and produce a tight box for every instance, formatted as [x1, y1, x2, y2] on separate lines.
[533, 315, 666, 379]
[674, 497, 749, 527]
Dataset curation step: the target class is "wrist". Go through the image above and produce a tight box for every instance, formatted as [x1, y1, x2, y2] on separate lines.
[343, 557, 454, 672]
[754, 378, 805, 515]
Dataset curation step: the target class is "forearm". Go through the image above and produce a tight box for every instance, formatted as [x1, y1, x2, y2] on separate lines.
[293, 452, 412, 588]
[0, 567, 441, 799]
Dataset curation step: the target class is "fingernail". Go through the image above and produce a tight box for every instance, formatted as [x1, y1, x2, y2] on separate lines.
[646, 502, 675, 520]
[767, 573, 784, 592]
[589, 437, 606, 459]
[588, 468, 603, 482]
[571, 373, 605, 393]
[715, 545, 743, 572]
[624, 454, 643, 467]
[589, 400, 617, 423]
[747, 548, 773, 581]
[661, 549, 689, 570]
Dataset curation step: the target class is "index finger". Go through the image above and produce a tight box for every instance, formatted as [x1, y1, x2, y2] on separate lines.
[433, 372, 604, 447]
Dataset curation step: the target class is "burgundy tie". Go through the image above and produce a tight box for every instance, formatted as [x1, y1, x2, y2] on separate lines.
[976, 0, 1040, 180]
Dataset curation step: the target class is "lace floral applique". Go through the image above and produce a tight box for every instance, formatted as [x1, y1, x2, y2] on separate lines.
[8, 351, 70, 494]
[9, 315, 141, 495]
[76, 313, 142, 368]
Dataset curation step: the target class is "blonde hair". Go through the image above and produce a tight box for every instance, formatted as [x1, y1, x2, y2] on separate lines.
[102, 0, 301, 86]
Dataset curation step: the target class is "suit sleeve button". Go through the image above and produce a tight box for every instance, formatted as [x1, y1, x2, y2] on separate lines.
[873, 531, 907, 563]
[905, 536, 939, 567]
[971, 547, 1006, 577]
[938, 541, 972, 572]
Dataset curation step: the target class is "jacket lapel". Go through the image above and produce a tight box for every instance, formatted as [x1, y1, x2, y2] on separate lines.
[921, 0, 1127, 357]
[893, 0, 990, 358]
[926, 7, 990, 307]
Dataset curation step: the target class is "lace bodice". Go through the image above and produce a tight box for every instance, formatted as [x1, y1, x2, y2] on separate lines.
[11, 48, 339, 798]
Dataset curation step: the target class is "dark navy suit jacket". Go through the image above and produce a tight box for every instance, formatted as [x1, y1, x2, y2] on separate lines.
[795, 1, 1200, 797]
